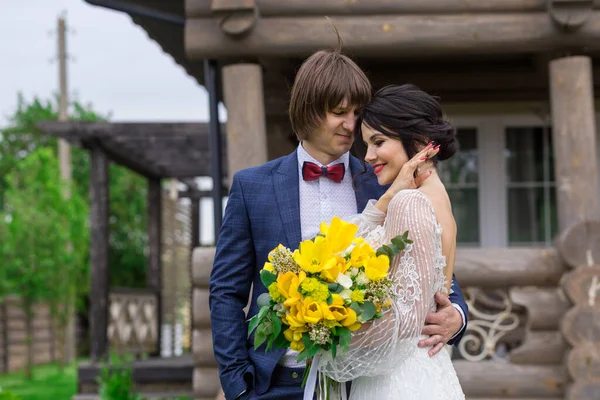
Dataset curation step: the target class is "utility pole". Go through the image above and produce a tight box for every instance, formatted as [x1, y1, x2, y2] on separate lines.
[58, 16, 71, 193]
[57, 15, 75, 365]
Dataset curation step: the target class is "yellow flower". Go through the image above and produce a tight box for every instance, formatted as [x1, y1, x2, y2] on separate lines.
[290, 339, 305, 352]
[300, 278, 329, 302]
[284, 325, 308, 344]
[268, 282, 285, 303]
[303, 297, 326, 324]
[349, 241, 376, 268]
[286, 303, 306, 328]
[284, 323, 308, 352]
[322, 294, 357, 331]
[319, 216, 358, 253]
[277, 271, 306, 307]
[323, 294, 345, 324]
[319, 254, 346, 283]
[350, 289, 365, 303]
[262, 262, 275, 273]
[293, 236, 334, 274]
[364, 254, 390, 281]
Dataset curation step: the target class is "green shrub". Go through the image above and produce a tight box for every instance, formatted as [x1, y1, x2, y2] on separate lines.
[97, 356, 142, 400]
[0, 391, 24, 400]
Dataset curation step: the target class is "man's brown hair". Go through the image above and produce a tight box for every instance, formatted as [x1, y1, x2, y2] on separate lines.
[289, 50, 372, 140]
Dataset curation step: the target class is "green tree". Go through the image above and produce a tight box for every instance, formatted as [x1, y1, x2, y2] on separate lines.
[0, 93, 148, 289]
[0, 94, 149, 369]
[1, 148, 88, 379]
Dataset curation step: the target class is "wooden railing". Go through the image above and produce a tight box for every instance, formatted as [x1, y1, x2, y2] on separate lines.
[452, 247, 569, 399]
[107, 288, 159, 356]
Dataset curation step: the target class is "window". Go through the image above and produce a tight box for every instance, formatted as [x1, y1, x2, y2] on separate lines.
[438, 128, 479, 246]
[505, 127, 557, 246]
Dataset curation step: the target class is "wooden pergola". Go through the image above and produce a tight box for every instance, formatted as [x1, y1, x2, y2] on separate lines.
[38, 121, 227, 361]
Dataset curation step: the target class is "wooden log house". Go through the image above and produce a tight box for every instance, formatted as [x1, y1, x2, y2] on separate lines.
[52, 0, 600, 399]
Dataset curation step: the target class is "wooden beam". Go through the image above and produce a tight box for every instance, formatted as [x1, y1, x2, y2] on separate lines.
[187, 0, 558, 17]
[454, 248, 566, 288]
[98, 140, 163, 179]
[454, 360, 567, 398]
[185, 12, 600, 58]
[147, 178, 162, 357]
[38, 122, 211, 139]
[89, 145, 109, 362]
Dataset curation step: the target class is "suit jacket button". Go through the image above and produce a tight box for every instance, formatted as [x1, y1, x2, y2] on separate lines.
[292, 372, 299, 379]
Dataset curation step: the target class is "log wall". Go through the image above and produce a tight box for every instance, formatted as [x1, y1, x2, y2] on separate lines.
[0, 296, 57, 373]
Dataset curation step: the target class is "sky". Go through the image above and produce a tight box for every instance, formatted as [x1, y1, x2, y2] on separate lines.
[0, 0, 223, 243]
[0, 0, 210, 126]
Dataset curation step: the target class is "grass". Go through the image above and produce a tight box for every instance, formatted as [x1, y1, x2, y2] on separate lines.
[0, 362, 77, 400]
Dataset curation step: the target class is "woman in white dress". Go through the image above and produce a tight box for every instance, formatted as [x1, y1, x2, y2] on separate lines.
[318, 84, 466, 399]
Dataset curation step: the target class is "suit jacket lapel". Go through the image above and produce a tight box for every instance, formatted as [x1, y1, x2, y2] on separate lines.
[274, 151, 302, 249]
[350, 155, 371, 213]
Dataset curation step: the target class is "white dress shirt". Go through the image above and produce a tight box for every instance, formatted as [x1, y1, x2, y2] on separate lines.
[280, 144, 357, 367]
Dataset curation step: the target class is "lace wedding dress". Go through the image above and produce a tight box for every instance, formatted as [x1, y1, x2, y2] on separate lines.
[318, 190, 465, 400]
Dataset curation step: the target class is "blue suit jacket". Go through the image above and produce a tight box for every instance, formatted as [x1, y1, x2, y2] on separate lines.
[209, 150, 468, 399]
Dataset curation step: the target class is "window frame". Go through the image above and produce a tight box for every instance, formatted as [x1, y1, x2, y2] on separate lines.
[449, 114, 550, 247]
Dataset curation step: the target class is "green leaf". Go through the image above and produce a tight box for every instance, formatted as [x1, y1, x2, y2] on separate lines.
[337, 327, 351, 352]
[257, 292, 272, 308]
[327, 283, 344, 294]
[391, 237, 407, 252]
[247, 315, 260, 337]
[331, 341, 337, 359]
[376, 245, 393, 258]
[272, 312, 282, 339]
[260, 271, 277, 288]
[254, 332, 267, 349]
[326, 293, 333, 305]
[257, 306, 269, 321]
[302, 332, 313, 351]
[296, 332, 322, 362]
[359, 302, 377, 322]
[297, 347, 311, 363]
[274, 331, 290, 349]
[349, 302, 361, 316]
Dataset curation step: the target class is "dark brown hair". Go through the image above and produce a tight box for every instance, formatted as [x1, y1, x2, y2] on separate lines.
[289, 50, 372, 140]
[354, 84, 458, 164]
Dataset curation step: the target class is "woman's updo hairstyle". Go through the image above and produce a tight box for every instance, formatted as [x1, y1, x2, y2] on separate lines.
[354, 84, 458, 163]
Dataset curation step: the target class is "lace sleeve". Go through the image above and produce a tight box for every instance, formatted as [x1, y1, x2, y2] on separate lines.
[318, 190, 444, 381]
[346, 200, 387, 249]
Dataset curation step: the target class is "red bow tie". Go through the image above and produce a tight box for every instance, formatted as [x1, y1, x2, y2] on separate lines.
[302, 161, 345, 183]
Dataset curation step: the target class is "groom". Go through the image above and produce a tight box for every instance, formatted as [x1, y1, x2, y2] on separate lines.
[209, 49, 469, 400]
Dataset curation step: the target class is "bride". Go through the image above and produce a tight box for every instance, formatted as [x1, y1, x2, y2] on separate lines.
[318, 84, 465, 399]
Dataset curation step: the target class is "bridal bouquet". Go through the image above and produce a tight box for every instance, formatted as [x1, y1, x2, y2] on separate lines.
[248, 216, 411, 363]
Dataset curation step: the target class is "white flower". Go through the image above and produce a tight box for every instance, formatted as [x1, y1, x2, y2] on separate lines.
[340, 289, 353, 301]
[356, 272, 369, 286]
[349, 267, 359, 277]
[336, 273, 353, 289]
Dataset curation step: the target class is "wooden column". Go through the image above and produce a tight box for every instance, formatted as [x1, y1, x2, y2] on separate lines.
[222, 63, 268, 181]
[89, 146, 109, 362]
[147, 178, 162, 356]
[191, 197, 200, 249]
[550, 56, 600, 399]
[549, 56, 600, 231]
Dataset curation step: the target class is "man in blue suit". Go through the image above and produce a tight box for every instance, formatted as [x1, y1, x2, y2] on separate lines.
[209, 49, 469, 400]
